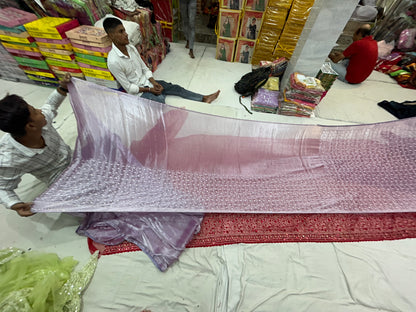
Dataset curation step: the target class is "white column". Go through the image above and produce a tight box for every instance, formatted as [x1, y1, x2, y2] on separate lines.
[281, 0, 360, 89]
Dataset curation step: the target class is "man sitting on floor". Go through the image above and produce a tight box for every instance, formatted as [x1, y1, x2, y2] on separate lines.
[0, 74, 71, 216]
[329, 23, 378, 84]
[103, 17, 220, 104]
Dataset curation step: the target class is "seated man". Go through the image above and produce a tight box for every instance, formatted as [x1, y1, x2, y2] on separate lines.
[0, 74, 72, 216]
[103, 17, 220, 104]
[329, 23, 378, 84]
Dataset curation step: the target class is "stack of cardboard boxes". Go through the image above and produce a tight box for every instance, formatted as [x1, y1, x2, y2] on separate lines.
[24, 17, 80, 85]
[66, 25, 120, 90]
[0, 7, 39, 83]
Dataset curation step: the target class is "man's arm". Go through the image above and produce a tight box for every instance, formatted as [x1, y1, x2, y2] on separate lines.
[329, 51, 345, 63]
[108, 47, 154, 95]
[41, 73, 71, 121]
[0, 170, 34, 216]
[108, 60, 141, 94]
[148, 78, 163, 95]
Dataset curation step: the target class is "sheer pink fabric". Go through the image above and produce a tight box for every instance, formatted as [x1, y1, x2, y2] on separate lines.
[33, 78, 416, 214]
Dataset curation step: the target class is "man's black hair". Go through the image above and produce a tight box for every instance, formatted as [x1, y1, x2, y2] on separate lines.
[0, 94, 30, 138]
[357, 26, 372, 38]
[103, 17, 123, 34]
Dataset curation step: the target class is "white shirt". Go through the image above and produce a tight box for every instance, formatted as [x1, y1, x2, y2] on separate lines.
[107, 43, 153, 95]
[0, 90, 72, 209]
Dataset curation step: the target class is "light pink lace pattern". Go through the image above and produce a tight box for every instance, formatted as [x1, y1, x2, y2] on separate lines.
[33, 79, 416, 214]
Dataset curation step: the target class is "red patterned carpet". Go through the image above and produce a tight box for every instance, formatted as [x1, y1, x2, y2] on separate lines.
[88, 212, 416, 255]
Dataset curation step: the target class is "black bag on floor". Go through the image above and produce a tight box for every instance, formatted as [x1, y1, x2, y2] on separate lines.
[234, 66, 271, 97]
[234, 66, 271, 114]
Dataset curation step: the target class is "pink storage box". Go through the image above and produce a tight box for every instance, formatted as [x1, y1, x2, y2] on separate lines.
[5, 47, 42, 58]
[35, 37, 71, 44]
[0, 7, 37, 28]
[71, 42, 111, 53]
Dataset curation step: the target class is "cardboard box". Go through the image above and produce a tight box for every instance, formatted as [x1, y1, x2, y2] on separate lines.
[74, 52, 106, 63]
[65, 25, 110, 44]
[45, 57, 79, 69]
[19, 65, 53, 73]
[35, 37, 71, 44]
[0, 34, 34, 44]
[27, 74, 60, 87]
[2, 41, 39, 52]
[70, 38, 112, 48]
[73, 46, 108, 58]
[36, 41, 72, 50]
[6, 48, 43, 59]
[0, 25, 26, 34]
[218, 9, 241, 39]
[245, 0, 268, 11]
[0, 30, 31, 38]
[24, 17, 79, 39]
[23, 69, 56, 79]
[53, 69, 85, 79]
[75, 56, 107, 69]
[234, 39, 256, 63]
[240, 10, 264, 40]
[80, 67, 114, 80]
[13, 57, 49, 70]
[39, 47, 74, 56]
[216, 37, 236, 62]
[71, 42, 111, 53]
[0, 7, 37, 28]
[48, 64, 82, 73]
[221, 0, 244, 10]
[40, 50, 75, 61]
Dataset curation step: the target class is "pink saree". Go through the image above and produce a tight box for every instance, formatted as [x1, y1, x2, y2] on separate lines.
[32, 78, 416, 270]
[34, 78, 416, 214]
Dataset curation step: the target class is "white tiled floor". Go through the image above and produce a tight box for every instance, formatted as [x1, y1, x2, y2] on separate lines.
[1, 42, 416, 311]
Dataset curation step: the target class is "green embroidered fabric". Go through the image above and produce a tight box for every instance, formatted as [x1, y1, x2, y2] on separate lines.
[0, 247, 98, 312]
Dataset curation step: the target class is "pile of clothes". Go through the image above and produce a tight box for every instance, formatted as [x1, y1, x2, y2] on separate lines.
[279, 72, 325, 117]
[250, 58, 287, 114]
[40, 0, 112, 25]
[375, 51, 416, 89]
[251, 77, 280, 113]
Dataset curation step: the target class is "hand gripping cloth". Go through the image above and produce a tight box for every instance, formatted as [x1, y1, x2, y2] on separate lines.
[33, 78, 416, 215]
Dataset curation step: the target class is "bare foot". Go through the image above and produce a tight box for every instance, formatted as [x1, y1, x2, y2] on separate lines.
[202, 90, 220, 103]
[189, 49, 195, 58]
[185, 40, 189, 49]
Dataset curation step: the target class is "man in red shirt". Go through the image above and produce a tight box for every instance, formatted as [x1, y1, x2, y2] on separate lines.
[329, 24, 378, 84]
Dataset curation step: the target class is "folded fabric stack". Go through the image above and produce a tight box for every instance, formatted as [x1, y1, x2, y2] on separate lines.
[0, 7, 38, 83]
[66, 25, 120, 90]
[251, 77, 280, 113]
[279, 72, 325, 117]
[24, 17, 80, 85]
[260, 57, 288, 77]
[40, 0, 111, 26]
[251, 88, 280, 113]
[111, 6, 167, 72]
[133, 7, 166, 72]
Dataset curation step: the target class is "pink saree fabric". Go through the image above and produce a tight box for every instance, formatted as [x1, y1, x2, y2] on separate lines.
[33, 78, 416, 214]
